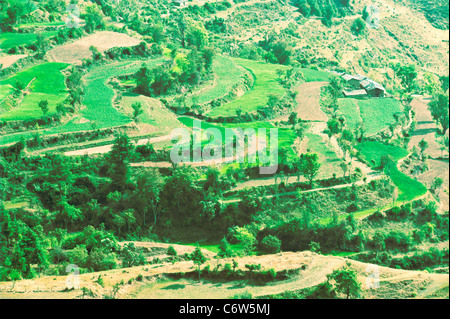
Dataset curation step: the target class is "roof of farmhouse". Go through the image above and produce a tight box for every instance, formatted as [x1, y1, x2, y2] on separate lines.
[360, 79, 385, 91]
[343, 89, 368, 96]
[342, 73, 367, 81]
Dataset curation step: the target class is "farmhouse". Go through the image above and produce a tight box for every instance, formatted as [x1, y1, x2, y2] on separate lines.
[360, 79, 385, 97]
[173, 0, 188, 6]
[342, 74, 367, 89]
[343, 89, 367, 98]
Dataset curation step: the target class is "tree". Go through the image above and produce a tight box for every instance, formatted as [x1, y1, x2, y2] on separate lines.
[351, 17, 366, 36]
[121, 243, 145, 267]
[167, 245, 178, 257]
[202, 47, 215, 71]
[218, 237, 234, 258]
[135, 64, 152, 96]
[327, 263, 361, 299]
[190, 245, 207, 280]
[431, 177, 444, 195]
[340, 161, 349, 178]
[300, 153, 321, 186]
[396, 64, 418, 92]
[233, 227, 256, 255]
[328, 77, 343, 107]
[148, 24, 165, 44]
[260, 235, 281, 254]
[133, 169, 163, 227]
[428, 92, 449, 135]
[108, 133, 133, 190]
[176, 13, 188, 48]
[131, 102, 143, 122]
[38, 100, 49, 116]
[418, 139, 429, 160]
[327, 118, 342, 137]
[84, 4, 105, 33]
[35, 33, 51, 58]
[186, 22, 209, 50]
[439, 75, 449, 92]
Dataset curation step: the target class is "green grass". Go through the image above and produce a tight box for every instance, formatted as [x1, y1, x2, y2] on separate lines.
[0, 31, 58, 50]
[0, 59, 167, 145]
[81, 58, 165, 128]
[338, 98, 404, 136]
[184, 55, 245, 108]
[387, 164, 427, 202]
[16, 22, 65, 28]
[0, 62, 69, 121]
[305, 132, 342, 179]
[297, 68, 336, 82]
[183, 243, 244, 254]
[0, 85, 14, 102]
[355, 142, 408, 168]
[208, 58, 289, 117]
[337, 98, 362, 130]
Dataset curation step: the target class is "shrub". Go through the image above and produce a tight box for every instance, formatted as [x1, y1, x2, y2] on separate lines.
[259, 235, 282, 254]
[167, 245, 177, 256]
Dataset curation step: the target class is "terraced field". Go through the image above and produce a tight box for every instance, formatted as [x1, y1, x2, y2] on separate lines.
[208, 58, 289, 117]
[339, 98, 404, 136]
[183, 55, 246, 108]
[0, 62, 69, 121]
[0, 58, 167, 145]
[122, 94, 183, 136]
[81, 58, 166, 128]
[0, 31, 58, 51]
[356, 141, 427, 202]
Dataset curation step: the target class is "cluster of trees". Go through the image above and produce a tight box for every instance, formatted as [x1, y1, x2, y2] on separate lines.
[294, 0, 351, 26]
[134, 45, 214, 97]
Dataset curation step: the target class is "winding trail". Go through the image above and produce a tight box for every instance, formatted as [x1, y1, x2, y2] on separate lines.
[221, 173, 382, 204]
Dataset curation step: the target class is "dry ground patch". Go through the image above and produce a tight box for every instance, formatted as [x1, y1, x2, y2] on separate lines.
[46, 31, 142, 64]
[1, 251, 447, 299]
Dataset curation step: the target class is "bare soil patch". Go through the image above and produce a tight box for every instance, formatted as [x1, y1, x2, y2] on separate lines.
[276, 81, 329, 122]
[46, 31, 141, 64]
[0, 54, 27, 69]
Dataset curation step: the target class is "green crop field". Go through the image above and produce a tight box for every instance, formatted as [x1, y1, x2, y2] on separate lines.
[0, 62, 69, 121]
[208, 58, 289, 117]
[297, 68, 336, 82]
[387, 165, 427, 202]
[305, 132, 342, 179]
[81, 58, 166, 128]
[16, 22, 65, 28]
[355, 141, 426, 202]
[0, 31, 58, 50]
[355, 141, 409, 168]
[339, 98, 404, 136]
[184, 55, 245, 108]
[337, 98, 362, 130]
[0, 84, 14, 102]
[0, 59, 166, 145]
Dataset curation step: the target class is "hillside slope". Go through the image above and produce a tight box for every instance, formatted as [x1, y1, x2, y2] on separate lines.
[0, 250, 447, 299]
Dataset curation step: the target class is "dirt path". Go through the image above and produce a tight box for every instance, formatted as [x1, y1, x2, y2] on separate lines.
[0, 54, 27, 69]
[63, 135, 172, 156]
[222, 173, 382, 204]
